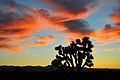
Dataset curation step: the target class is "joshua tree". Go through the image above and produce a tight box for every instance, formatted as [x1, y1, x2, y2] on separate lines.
[51, 37, 94, 72]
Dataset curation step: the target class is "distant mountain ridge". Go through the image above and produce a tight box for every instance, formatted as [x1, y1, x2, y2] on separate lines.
[0, 65, 55, 72]
[0, 65, 120, 72]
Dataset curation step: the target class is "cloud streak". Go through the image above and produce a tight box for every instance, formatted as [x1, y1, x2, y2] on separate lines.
[26, 36, 55, 46]
[0, 44, 20, 54]
[104, 48, 120, 52]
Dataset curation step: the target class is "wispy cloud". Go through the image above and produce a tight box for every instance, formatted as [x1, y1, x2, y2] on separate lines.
[104, 48, 120, 52]
[0, 44, 20, 54]
[26, 36, 56, 46]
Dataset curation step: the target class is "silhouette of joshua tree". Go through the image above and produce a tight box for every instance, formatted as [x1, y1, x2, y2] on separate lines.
[51, 37, 94, 72]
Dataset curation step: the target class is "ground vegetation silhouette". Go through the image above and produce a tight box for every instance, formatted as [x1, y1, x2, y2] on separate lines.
[51, 37, 94, 72]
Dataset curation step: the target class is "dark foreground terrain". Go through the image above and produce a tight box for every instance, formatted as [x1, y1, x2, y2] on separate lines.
[0, 71, 120, 80]
[0, 66, 120, 80]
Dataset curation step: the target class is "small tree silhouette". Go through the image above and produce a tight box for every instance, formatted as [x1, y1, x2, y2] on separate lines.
[51, 37, 94, 72]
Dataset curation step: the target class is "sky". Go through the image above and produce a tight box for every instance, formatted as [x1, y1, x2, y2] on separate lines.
[0, 0, 120, 69]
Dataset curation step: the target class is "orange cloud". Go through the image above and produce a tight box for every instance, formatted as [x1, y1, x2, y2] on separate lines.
[104, 48, 120, 52]
[111, 15, 120, 24]
[0, 36, 33, 54]
[92, 6, 120, 43]
[26, 36, 56, 46]
[0, 44, 20, 54]
[104, 48, 115, 52]
[96, 25, 120, 42]
[0, 15, 42, 37]
[111, 8, 120, 24]
[49, 11, 90, 23]
[27, 42, 49, 46]
[40, 0, 97, 23]
[63, 24, 120, 46]
[95, 6, 120, 43]
[65, 31, 96, 40]
[66, 38, 75, 43]
[0, 36, 33, 45]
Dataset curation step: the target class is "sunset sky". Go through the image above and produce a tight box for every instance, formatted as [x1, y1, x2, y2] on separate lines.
[0, 0, 120, 69]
